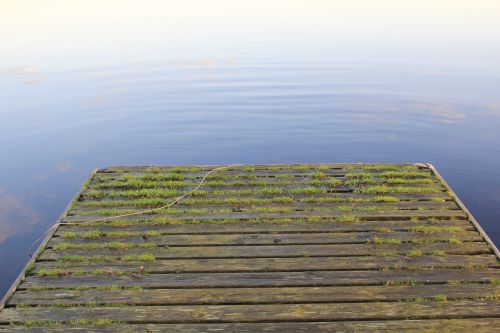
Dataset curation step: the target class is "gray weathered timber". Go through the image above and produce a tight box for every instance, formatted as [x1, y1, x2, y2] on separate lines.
[0, 319, 499, 333]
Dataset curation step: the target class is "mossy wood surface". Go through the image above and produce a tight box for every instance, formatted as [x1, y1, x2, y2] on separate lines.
[0, 163, 499, 332]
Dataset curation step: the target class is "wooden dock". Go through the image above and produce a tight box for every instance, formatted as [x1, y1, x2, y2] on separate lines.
[0, 163, 499, 332]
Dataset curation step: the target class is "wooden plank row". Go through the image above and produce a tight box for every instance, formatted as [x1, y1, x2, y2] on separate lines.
[57, 220, 476, 234]
[3, 319, 499, 333]
[91, 184, 445, 193]
[31, 255, 500, 275]
[64, 210, 468, 222]
[91, 179, 440, 189]
[92, 175, 348, 183]
[99, 176, 435, 184]
[39, 242, 492, 261]
[96, 164, 425, 173]
[70, 202, 459, 215]
[81, 189, 452, 201]
[91, 174, 437, 184]
[72, 201, 459, 212]
[2, 300, 499, 324]
[89, 181, 441, 193]
[9, 284, 499, 307]
[100, 163, 420, 171]
[96, 167, 356, 175]
[101, 165, 424, 173]
[19, 268, 500, 289]
[48, 231, 482, 246]
[96, 164, 427, 175]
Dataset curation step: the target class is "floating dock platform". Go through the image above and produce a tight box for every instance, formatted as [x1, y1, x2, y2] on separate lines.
[0, 163, 499, 332]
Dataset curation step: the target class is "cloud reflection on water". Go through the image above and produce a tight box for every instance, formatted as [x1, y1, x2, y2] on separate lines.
[0, 189, 40, 243]
[414, 104, 466, 124]
[0, 66, 46, 85]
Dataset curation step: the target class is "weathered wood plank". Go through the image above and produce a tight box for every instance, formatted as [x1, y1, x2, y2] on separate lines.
[19, 269, 500, 289]
[100, 163, 418, 171]
[68, 206, 459, 217]
[90, 184, 451, 195]
[96, 164, 427, 175]
[39, 242, 492, 261]
[30, 255, 500, 275]
[9, 284, 499, 307]
[3, 319, 500, 333]
[2, 319, 499, 333]
[72, 201, 458, 212]
[90, 185, 446, 196]
[48, 231, 482, 247]
[81, 190, 452, 202]
[91, 169, 433, 180]
[2, 301, 499, 324]
[57, 220, 475, 234]
[63, 210, 468, 223]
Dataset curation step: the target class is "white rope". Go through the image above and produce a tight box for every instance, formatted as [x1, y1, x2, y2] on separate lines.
[28, 164, 241, 257]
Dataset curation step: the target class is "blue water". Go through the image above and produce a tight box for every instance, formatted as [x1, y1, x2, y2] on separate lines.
[1, 1, 500, 299]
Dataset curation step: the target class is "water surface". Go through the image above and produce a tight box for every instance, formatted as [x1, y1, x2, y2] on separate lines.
[1, 1, 500, 298]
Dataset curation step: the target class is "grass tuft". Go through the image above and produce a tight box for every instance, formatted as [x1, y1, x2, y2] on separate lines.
[447, 280, 462, 285]
[431, 250, 445, 256]
[411, 225, 464, 233]
[355, 185, 440, 194]
[53, 242, 156, 251]
[406, 249, 423, 257]
[327, 178, 342, 187]
[122, 253, 156, 262]
[370, 237, 401, 245]
[373, 196, 399, 202]
[433, 294, 447, 302]
[16, 319, 123, 327]
[446, 237, 462, 244]
[490, 277, 500, 285]
[335, 215, 359, 223]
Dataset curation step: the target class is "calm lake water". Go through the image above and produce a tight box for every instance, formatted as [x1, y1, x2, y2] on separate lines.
[1, 1, 500, 299]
